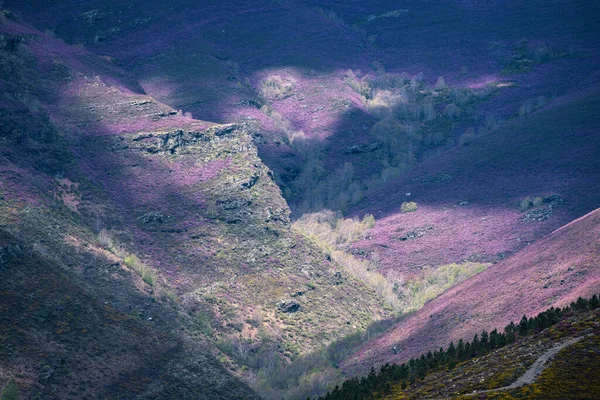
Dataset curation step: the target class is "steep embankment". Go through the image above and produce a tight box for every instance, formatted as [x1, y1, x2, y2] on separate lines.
[342, 207, 600, 375]
[0, 14, 391, 398]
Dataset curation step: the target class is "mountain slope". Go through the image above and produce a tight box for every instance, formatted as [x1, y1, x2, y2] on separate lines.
[0, 231, 259, 400]
[319, 302, 599, 399]
[1, 2, 599, 398]
[8, 0, 600, 218]
[349, 86, 600, 276]
[341, 207, 600, 375]
[0, 13, 392, 397]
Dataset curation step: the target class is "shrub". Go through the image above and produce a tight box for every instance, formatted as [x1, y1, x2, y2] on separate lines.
[259, 75, 294, 102]
[434, 76, 447, 91]
[344, 70, 372, 98]
[518, 96, 548, 116]
[443, 103, 461, 118]
[519, 99, 535, 116]
[139, 266, 155, 286]
[401, 201, 418, 213]
[519, 196, 545, 212]
[123, 254, 139, 269]
[97, 228, 113, 248]
[195, 311, 214, 336]
[0, 380, 19, 400]
[459, 127, 476, 146]
[366, 89, 407, 119]
[362, 214, 376, 228]
[124, 254, 155, 286]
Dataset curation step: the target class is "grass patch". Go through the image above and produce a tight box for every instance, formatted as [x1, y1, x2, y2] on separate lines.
[124, 254, 155, 286]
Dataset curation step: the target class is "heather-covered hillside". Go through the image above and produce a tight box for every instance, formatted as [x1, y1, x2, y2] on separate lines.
[349, 86, 600, 277]
[1, 0, 599, 398]
[342, 207, 600, 376]
[0, 14, 390, 398]
[7, 0, 600, 216]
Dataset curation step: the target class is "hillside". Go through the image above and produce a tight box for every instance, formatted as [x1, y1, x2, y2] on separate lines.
[341, 207, 600, 376]
[320, 299, 600, 399]
[0, 13, 391, 398]
[0, 231, 259, 400]
[7, 0, 600, 216]
[0, 1, 599, 398]
[349, 85, 600, 276]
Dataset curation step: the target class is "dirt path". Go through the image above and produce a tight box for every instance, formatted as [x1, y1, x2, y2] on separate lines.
[475, 335, 588, 394]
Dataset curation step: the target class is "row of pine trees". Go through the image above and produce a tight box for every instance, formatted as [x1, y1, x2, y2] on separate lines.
[316, 295, 599, 400]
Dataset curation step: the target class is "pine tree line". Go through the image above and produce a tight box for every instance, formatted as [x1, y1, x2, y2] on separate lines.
[315, 294, 600, 400]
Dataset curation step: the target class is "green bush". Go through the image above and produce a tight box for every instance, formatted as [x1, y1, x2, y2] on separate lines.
[0, 380, 20, 400]
[124, 254, 155, 286]
[195, 311, 214, 336]
[401, 201, 418, 213]
[362, 214, 376, 228]
[519, 196, 545, 212]
[259, 75, 294, 102]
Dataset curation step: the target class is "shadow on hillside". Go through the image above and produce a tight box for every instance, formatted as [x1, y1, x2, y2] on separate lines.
[7, 0, 600, 223]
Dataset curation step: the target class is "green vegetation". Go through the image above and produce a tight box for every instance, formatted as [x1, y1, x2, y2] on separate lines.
[316, 294, 600, 400]
[293, 211, 399, 309]
[501, 39, 575, 74]
[493, 334, 600, 400]
[294, 211, 491, 333]
[394, 262, 490, 312]
[518, 96, 548, 116]
[400, 202, 418, 213]
[259, 74, 295, 102]
[518, 194, 564, 212]
[97, 231, 156, 287]
[123, 254, 155, 286]
[251, 316, 404, 400]
[279, 68, 497, 215]
[0, 381, 20, 400]
[519, 196, 544, 212]
[194, 311, 214, 337]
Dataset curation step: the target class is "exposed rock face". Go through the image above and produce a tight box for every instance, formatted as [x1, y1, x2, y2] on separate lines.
[396, 225, 435, 241]
[522, 208, 553, 222]
[278, 300, 301, 313]
[241, 172, 260, 190]
[138, 211, 165, 225]
[346, 142, 383, 154]
[142, 129, 209, 154]
[0, 32, 36, 51]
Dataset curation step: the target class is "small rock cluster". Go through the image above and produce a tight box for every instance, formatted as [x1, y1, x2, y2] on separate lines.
[278, 300, 301, 313]
[396, 225, 435, 241]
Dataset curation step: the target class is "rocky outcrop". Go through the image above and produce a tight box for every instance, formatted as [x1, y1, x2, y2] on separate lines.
[138, 211, 165, 225]
[278, 300, 301, 313]
[346, 142, 383, 154]
[0, 33, 36, 52]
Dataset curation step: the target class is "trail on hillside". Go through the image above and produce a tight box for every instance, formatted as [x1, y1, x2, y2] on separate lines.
[475, 335, 588, 394]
